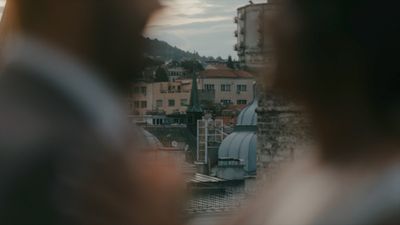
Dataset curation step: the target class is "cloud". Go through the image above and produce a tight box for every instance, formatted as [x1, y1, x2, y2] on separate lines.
[147, 0, 264, 58]
[0, 0, 264, 58]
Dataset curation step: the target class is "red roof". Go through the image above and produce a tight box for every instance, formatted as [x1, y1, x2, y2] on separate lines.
[199, 69, 254, 79]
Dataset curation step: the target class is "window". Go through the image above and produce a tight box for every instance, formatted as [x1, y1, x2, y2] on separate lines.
[181, 99, 188, 106]
[204, 84, 215, 91]
[133, 87, 140, 94]
[156, 100, 163, 108]
[153, 118, 163, 125]
[221, 84, 231, 92]
[140, 86, 147, 95]
[221, 99, 232, 105]
[237, 84, 247, 92]
[140, 101, 147, 108]
[134, 101, 140, 108]
[168, 99, 175, 107]
[237, 100, 247, 105]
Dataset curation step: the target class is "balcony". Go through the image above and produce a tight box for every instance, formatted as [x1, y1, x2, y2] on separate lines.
[234, 16, 238, 23]
[234, 30, 238, 37]
[257, 39, 263, 47]
[234, 43, 245, 51]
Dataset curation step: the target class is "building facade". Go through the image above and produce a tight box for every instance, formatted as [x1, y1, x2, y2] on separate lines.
[130, 69, 256, 117]
[130, 80, 192, 115]
[234, 2, 276, 70]
[198, 69, 255, 106]
[166, 67, 188, 82]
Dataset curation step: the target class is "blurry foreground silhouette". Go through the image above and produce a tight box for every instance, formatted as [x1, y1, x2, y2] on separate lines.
[0, 0, 186, 225]
[230, 0, 400, 225]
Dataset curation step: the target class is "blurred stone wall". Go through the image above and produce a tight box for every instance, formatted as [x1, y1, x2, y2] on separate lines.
[256, 91, 312, 180]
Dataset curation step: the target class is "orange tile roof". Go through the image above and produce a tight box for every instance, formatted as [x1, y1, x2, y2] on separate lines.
[199, 69, 254, 79]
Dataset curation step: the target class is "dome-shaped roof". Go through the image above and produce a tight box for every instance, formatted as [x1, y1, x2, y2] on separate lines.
[218, 131, 257, 174]
[236, 100, 258, 126]
[216, 100, 258, 180]
[142, 129, 163, 148]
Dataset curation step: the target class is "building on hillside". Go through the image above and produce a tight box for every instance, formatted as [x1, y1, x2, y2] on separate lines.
[130, 69, 255, 117]
[234, 1, 277, 70]
[205, 64, 230, 70]
[166, 67, 188, 82]
[130, 80, 192, 115]
[139, 66, 158, 82]
[198, 69, 255, 106]
[205, 59, 227, 66]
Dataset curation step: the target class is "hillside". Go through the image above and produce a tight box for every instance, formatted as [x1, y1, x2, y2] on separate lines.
[143, 37, 212, 62]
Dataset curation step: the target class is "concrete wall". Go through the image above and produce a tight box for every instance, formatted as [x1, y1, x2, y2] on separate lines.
[235, 3, 276, 70]
[256, 91, 312, 180]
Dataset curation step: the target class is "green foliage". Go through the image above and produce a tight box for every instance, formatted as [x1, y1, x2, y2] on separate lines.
[227, 55, 235, 69]
[180, 60, 204, 73]
[143, 37, 212, 62]
[143, 57, 164, 67]
[154, 67, 169, 82]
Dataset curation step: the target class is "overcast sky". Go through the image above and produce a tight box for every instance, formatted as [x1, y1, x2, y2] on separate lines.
[0, 0, 4, 18]
[0, 0, 266, 58]
[146, 0, 267, 58]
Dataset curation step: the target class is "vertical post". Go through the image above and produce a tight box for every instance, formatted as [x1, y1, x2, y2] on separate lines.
[196, 119, 200, 161]
[204, 119, 208, 164]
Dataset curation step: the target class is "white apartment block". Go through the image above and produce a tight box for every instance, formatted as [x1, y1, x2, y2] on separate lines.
[234, 1, 277, 70]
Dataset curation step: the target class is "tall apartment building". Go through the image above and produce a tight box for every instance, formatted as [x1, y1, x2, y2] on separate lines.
[234, 1, 277, 70]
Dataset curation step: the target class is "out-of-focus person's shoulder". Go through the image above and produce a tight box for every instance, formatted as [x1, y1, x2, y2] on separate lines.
[226, 156, 325, 225]
[229, 154, 400, 225]
[0, 67, 88, 149]
[229, 155, 352, 225]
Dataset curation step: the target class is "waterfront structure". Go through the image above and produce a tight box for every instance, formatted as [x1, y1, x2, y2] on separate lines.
[234, 1, 277, 70]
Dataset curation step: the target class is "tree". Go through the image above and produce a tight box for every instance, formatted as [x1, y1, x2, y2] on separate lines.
[227, 55, 235, 69]
[180, 60, 204, 73]
[168, 60, 180, 67]
[143, 56, 164, 67]
[154, 67, 169, 82]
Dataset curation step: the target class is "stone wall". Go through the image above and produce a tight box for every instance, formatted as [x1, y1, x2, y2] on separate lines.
[256, 91, 311, 180]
